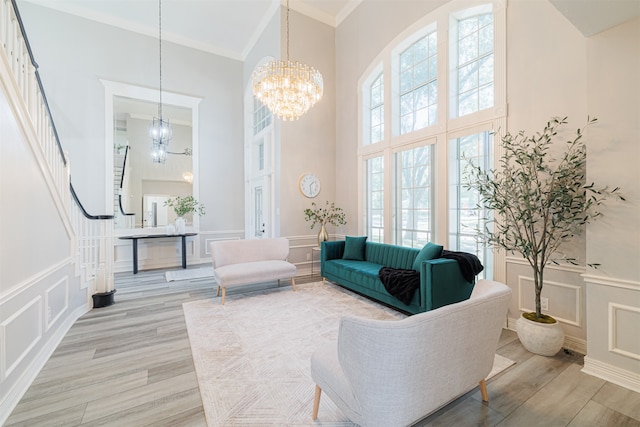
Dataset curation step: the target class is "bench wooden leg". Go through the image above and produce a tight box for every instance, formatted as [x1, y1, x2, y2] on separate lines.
[312, 384, 322, 420]
[479, 379, 489, 402]
[221, 288, 226, 305]
[291, 277, 296, 291]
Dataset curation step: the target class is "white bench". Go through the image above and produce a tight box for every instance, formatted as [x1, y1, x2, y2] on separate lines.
[210, 238, 297, 304]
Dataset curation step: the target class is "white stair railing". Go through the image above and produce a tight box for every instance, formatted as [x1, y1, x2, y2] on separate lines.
[1, 0, 114, 302]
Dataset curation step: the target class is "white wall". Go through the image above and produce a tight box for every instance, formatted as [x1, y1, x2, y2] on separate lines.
[279, 9, 337, 239]
[0, 51, 86, 422]
[504, 0, 589, 350]
[17, 2, 245, 250]
[583, 17, 640, 392]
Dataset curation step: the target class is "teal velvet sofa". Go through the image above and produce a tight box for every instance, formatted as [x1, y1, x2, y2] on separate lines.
[320, 240, 475, 315]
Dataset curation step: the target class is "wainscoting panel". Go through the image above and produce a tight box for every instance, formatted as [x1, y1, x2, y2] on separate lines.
[608, 303, 640, 361]
[45, 277, 69, 331]
[517, 276, 582, 326]
[0, 262, 88, 424]
[1, 297, 42, 379]
[584, 274, 640, 393]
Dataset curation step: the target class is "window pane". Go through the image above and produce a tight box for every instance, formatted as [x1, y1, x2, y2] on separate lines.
[479, 54, 493, 85]
[458, 33, 478, 64]
[415, 61, 428, 85]
[398, 31, 437, 134]
[367, 72, 384, 145]
[459, 62, 478, 92]
[400, 93, 413, 115]
[366, 157, 384, 242]
[413, 37, 428, 62]
[400, 69, 413, 92]
[479, 83, 494, 110]
[452, 11, 493, 118]
[395, 144, 434, 248]
[448, 131, 493, 279]
[415, 85, 429, 109]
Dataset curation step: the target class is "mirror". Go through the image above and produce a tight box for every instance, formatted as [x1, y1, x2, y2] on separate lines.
[113, 96, 193, 229]
[103, 80, 202, 233]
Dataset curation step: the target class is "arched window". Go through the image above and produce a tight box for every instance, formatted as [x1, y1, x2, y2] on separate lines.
[358, 0, 505, 277]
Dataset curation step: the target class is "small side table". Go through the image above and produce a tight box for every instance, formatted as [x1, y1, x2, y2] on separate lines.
[311, 247, 321, 276]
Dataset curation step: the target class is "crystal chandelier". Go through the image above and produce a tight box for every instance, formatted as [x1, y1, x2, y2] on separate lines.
[251, 0, 323, 121]
[149, 0, 172, 163]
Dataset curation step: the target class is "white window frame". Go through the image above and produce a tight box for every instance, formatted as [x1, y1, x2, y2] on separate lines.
[449, 3, 494, 120]
[364, 154, 385, 243]
[393, 139, 436, 248]
[361, 63, 384, 146]
[357, 0, 507, 281]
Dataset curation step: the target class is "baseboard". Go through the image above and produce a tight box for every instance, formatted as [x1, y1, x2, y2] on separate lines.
[582, 356, 640, 393]
[0, 304, 88, 426]
[507, 316, 586, 355]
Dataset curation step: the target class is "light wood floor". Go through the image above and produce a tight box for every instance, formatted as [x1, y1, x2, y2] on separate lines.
[6, 266, 640, 426]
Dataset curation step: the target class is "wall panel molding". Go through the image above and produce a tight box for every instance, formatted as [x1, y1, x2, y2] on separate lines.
[583, 274, 640, 290]
[1, 297, 42, 380]
[608, 303, 640, 361]
[0, 258, 72, 304]
[45, 277, 69, 332]
[507, 256, 586, 274]
[517, 275, 582, 326]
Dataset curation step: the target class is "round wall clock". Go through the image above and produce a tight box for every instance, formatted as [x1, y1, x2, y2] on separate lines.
[298, 173, 321, 198]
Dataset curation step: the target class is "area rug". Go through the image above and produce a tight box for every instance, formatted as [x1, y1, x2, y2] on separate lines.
[165, 266, 214, 282]
[183, 282, 515, 426]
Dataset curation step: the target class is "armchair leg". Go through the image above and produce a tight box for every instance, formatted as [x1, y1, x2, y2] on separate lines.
[216, 285, 220, 297]
[312, 384, 322, 420]
[479, 379, 489, 402]
[291, 277, 296, 291]
[221, 288, 226, 305]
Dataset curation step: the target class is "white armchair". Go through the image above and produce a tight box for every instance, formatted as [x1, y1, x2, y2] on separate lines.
[310, 279, 512, 427]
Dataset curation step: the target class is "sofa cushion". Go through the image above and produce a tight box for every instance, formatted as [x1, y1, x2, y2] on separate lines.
[343, 236, 367, 261]
[214, 260, 296, 287]
[412, 242, 443, 271]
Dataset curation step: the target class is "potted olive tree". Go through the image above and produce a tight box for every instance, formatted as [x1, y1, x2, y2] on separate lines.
[466, 117, 623, 356]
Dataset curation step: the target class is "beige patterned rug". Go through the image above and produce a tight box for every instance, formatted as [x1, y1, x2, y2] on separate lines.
[183, 282, 514, 426]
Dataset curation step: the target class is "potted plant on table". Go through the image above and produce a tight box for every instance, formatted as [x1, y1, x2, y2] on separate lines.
[465, 117, 624, 356]
[304, 201, 347, 246]
[164, 195, 206, 234]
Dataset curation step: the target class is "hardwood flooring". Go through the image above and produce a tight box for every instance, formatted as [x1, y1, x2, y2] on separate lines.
[6, 267, 640, 426]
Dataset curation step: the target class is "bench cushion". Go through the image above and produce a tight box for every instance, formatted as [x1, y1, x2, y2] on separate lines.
[214, 260, 296, 288]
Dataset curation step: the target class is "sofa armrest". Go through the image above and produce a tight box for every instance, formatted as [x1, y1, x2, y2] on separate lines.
[321, 240, 345, 262]
[420, 258, 475, 310]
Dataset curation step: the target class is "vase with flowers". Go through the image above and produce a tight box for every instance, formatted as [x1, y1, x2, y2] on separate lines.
[304, 201, 347, 246]
[164, 196, 206, 234]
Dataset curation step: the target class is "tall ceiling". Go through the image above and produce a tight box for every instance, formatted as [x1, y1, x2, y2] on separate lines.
[20, 0, 360, 61]
[20, 0, 640, 61]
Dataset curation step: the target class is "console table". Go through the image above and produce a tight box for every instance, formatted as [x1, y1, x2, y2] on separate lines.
[119, 233, 197, 274]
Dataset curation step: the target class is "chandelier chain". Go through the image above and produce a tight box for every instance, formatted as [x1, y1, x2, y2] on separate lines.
[158, 0, 163, 119]
[286, 0, 290, 61]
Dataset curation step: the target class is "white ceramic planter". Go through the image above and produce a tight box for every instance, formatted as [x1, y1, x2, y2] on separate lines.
[516, 313, 565, 357]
